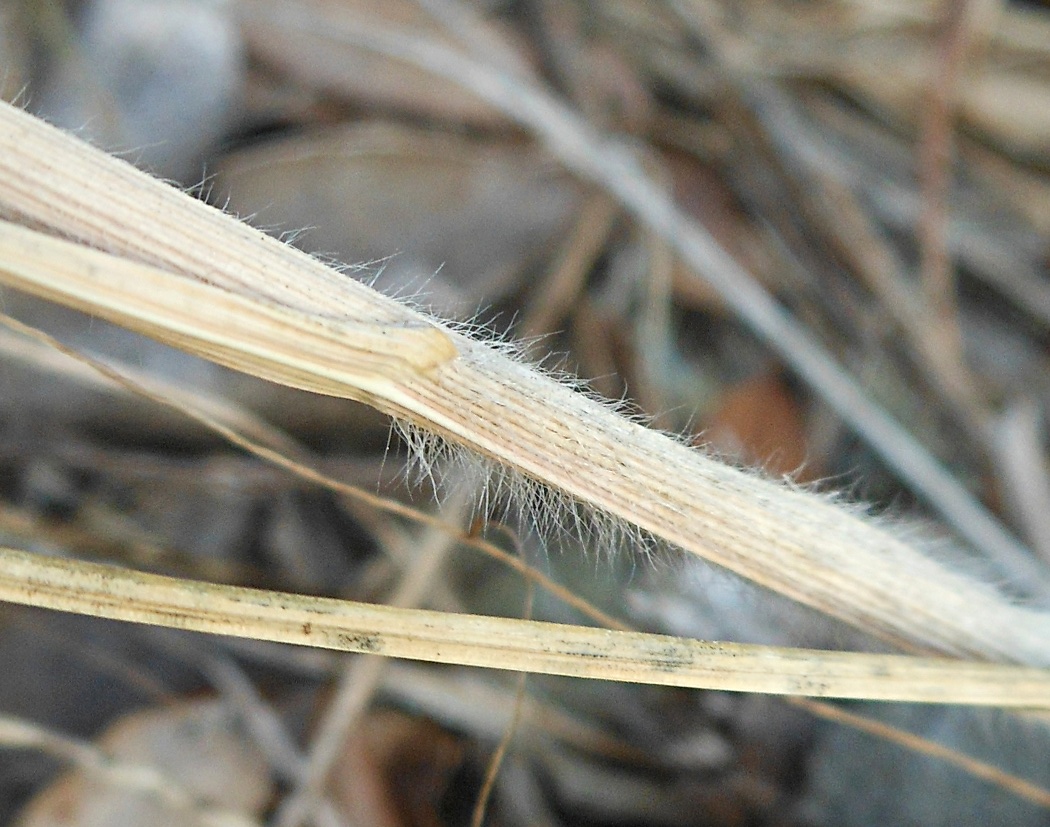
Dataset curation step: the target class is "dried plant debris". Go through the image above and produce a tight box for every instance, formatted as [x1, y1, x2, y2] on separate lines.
[238, 0, 518, 128]
[12, 700, 271, 827]
[2, 1, 1050, 826]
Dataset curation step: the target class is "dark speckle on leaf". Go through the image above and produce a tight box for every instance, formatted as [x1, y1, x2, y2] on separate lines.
[336, 633, 383, 654]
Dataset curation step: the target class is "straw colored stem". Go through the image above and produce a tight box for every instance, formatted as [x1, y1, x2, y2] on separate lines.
[244, 0, 1041, 588]
[0, 547, 1048, 706]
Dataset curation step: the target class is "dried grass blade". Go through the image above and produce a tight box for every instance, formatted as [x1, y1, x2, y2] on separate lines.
[0, 547, 1047, 707]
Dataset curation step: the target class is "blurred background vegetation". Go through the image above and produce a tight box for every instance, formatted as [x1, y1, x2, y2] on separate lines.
[2, 1, 1050, 825]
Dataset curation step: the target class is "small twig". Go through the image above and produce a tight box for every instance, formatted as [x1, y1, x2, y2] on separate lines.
[788, 697, 1050, 809]
[917, 0, 1001, 365]
[472, 560, 534, 827]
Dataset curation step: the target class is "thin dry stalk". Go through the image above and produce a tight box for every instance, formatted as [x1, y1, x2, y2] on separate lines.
[0, 325, 302, 454]
[917, 0, 1000, 353]
[789, 697, 1050, 809]
[1, 547, 1048, 706]
[1, 105, 1050, 666]
[471, 576, 534, 827]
